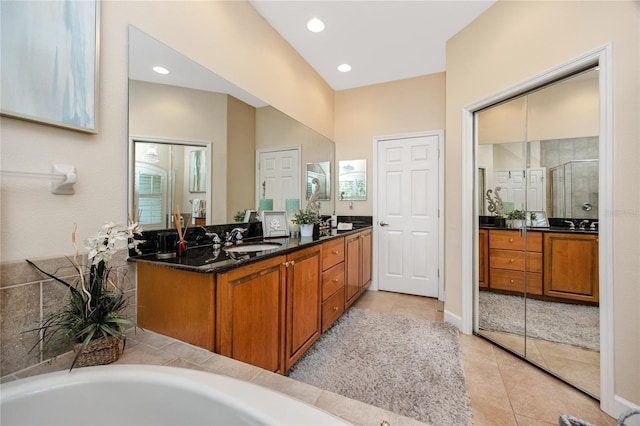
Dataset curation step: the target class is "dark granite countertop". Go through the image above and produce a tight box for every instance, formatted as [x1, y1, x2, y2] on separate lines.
[129, 226, 372, 274]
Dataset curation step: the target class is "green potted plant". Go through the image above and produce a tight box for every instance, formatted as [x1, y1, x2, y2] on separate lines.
[233, 209, 248, 223]
[507, 209, 526, 228]
[26, 220, 143, 370]
[291, 207, 322, 237]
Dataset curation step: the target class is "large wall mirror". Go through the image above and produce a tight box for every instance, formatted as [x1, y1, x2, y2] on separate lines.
[127, 26, 335, 228]
[474, 67, 600, 399]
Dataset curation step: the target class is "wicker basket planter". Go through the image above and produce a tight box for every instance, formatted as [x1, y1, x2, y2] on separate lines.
[73, 336, 122, 367]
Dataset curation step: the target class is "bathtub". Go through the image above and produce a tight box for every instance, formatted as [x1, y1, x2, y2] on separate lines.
[0, 364, 349, 425]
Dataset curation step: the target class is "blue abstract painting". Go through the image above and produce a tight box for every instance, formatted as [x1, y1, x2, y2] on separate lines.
[1, 0, 98, 132]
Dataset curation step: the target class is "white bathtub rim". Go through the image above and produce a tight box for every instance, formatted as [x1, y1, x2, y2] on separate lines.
[0, 364, 351, 426]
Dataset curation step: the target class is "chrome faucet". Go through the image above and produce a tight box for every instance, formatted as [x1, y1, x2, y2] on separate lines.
[225, 228, 247, 246]
[563, 220, 575, 230]
[590, 221, 598, 230]
[200, 227, 221, 248]
[579, 220, 590, 230]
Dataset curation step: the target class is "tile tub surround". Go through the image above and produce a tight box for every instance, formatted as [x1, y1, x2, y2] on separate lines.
[0, 250, 137, 376]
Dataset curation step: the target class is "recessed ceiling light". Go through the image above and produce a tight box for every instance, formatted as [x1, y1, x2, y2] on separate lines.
[337, 64, 352, 73]
[306, 18, 325, 33]
[152, 66, 170, 75]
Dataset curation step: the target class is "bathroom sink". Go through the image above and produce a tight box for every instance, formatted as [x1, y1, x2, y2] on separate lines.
[223, 243, 282, 253]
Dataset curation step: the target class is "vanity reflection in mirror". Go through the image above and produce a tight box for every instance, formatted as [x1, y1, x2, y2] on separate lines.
[338, 160, 367, 201]
[128, 25, 335, 227]
[306, 162, 330, 201]
[474, 67, 601, 399]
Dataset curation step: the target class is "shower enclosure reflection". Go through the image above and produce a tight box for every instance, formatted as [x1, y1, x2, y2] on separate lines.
[550, 159, 598, 219]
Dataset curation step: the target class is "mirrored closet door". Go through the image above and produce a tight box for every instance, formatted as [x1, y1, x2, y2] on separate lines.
[474, 67, 600, 399]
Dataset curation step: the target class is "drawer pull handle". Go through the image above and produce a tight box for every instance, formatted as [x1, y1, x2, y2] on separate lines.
[332, 250, 339, 254]
[509, 259, 515, 263]
[332, 278, 339, 282]
[509, 238, 514, 242]
[333, 306, 339, 311]
[510, 279, 514, 283]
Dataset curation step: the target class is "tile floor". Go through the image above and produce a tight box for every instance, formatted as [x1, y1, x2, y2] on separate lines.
[353, 291, 615, 426]
[479, 329, 600, 398]
[2, 290, 616, 426]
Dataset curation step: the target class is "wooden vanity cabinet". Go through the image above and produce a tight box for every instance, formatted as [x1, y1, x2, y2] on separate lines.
[216, 256, 286, 373]
[488, 229, 542, 295]
[284, 245, 322, 371]
[345, 229, 373, 308]
[216, 245, 322, 374]
[137, 262, 215, 351]
[543, 233, 599, 302]
[137, 229, 370, 374]
[478, 229, 488, 288]
[321, 237, 345, 333]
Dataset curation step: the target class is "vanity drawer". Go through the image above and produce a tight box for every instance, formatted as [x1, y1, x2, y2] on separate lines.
[322, 262, 345, 301]
[490, 249, 542, 272]
[322, 286, 345, 333]
[489, 230, 542, 252]
[489, 269, 542, 295]
[322, 238, 345, 271]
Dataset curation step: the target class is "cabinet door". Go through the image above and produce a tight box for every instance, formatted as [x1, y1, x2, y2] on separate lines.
[544, 233, 599, 302]
[137, 262, 215, 351]
[216, 256, 286, 373]
[285, 245, 322, 370]
[345, 234, 361, 308]
[360, 229, 372, 290]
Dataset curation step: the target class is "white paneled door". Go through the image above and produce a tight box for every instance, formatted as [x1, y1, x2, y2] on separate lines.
[257, 147, 300, 211]
[377, 133, 440, 297]
[494, 168, 546, 212]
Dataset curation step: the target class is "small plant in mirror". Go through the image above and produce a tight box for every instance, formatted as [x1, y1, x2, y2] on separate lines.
[291, 207, 322, 225]
[507, 209, 527, 220]
[233, 209, 248, 223]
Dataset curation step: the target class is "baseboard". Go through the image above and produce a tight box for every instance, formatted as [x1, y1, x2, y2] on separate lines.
[444, 309, 464, 331]
[612, 395, 640, 426]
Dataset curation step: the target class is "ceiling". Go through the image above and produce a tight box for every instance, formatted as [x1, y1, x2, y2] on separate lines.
[249, 0, 496, 90]
[129, 1, 496, 104]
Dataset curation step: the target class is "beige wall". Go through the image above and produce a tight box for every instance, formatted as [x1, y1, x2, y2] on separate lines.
[478, 76, 598, 145]
[0, 1, 333, 262]
[334, 73, 446, 216]
[227, 96, 257, 222]
[446, 0, 639, 405]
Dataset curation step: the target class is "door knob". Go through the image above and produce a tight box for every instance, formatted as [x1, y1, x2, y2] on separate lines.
[379, 221, 389, 227]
